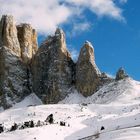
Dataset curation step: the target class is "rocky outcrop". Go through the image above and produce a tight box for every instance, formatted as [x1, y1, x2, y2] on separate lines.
[17, 24, 38, 64]
[0, 15, 21, 56]
[116, 67, 128, 80]
[31, 28, 75, 103]
[99, 72, 113, 85]
[0, 15, 124, 109]
[76, 41, 101, 97]
[0, 15, 37, 109]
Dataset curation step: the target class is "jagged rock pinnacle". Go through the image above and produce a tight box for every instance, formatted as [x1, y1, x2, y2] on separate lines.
[31, 28, 75, 104]
[54, 27, 68, 54]
[79, 40, 100, 74]
[0, 14, 124, 109]
[116, 67, 128, 80]
[76, 41, 101, 97]
[0, 15, 31, 108]
[55, 27, 64, 36]
[85, 40, 94, 48]
[17, 23, 38, 63]
[0, 15, 21, 56]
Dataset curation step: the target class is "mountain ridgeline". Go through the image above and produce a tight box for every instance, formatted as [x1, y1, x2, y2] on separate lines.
[0, 15, 128, 109]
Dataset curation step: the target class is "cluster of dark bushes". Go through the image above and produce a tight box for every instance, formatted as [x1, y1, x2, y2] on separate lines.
[0, 114, 69, 134]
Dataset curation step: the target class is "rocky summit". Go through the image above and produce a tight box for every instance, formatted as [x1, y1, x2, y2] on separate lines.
[17, 23, 38, 64]
[76, 41, 101, 97]
[116, 67, 128, 80]
[31, 28, 75, 104]
[0, 15, 35, 109]
[0, 15, 127, 109]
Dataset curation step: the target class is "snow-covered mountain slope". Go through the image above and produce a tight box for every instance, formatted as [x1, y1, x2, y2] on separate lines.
[0, 93, 42, 112]
[60, 78, 140, 104]
[11, 93, 43, 109]
[0, 78, 140, 140]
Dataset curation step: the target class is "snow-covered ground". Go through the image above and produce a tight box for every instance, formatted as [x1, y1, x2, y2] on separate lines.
[0, 78, 140, 140]
[12, 93, 43, 109]
[60, 78, 140, 105]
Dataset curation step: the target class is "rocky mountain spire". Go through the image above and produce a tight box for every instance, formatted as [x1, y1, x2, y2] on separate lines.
[76, 41, 101, 97]
[0, 15, 21, 56]
[32, 29, 38, 56]
[31, 28, 75, 104]
[54, 28, 71, 56]
[0, 15, 126, 109]
[17, 24, 38, 63]
[115, 67, 128, 80]
[0, 15, 32, 108]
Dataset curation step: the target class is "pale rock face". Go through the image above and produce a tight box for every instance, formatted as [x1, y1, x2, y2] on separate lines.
[17, 24, 38, 63]
[32, 29, 38, 56]
[31, 28, 75, 103]
[76, 41, 101, 97]
[0, 15, 31, 109]
[55, 28, 67, 53]
[0, 15, 115, 108]
[0, 15, 21, 56]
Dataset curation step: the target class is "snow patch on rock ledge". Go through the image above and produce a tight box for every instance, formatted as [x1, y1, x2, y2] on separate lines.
[85, 40, 94, 48]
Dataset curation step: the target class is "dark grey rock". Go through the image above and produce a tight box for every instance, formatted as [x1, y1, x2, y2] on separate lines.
[116, 67, 128, 80]
[31, 28, 75, 103]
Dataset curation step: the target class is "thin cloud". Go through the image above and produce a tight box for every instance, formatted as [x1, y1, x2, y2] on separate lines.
[73, 22, 91, 32]
[119, 0, 128, 4]
[0, 0, 127, 34]
[0, 0, 72, 34]
[65, 0, 125, 21]
[70, 22, 91, 37]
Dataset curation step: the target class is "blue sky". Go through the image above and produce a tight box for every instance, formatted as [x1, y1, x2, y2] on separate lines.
[67, 0, 140, 80]
[38, 0, 140, 80]
[0, 0, 140, 80]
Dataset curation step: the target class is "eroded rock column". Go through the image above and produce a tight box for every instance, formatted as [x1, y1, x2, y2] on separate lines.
[17, 24, 38, 63]
[0, 15, 32, 108]
[31, 28, 75, 103]
[76, 41, 101, 96]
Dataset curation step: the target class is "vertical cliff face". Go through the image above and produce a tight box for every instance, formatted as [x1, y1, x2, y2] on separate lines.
[0, 15, 38, 108]
[31, 28, 75, 103]
[0, 15, 114, 108]
[0, 15, 21, 56]
[76, 41, 101, 97]
[17, 24, 38, 63]
[32, 29, 38, 56]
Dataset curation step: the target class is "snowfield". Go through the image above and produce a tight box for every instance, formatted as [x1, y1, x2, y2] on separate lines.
[0, 78, 140, 140]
